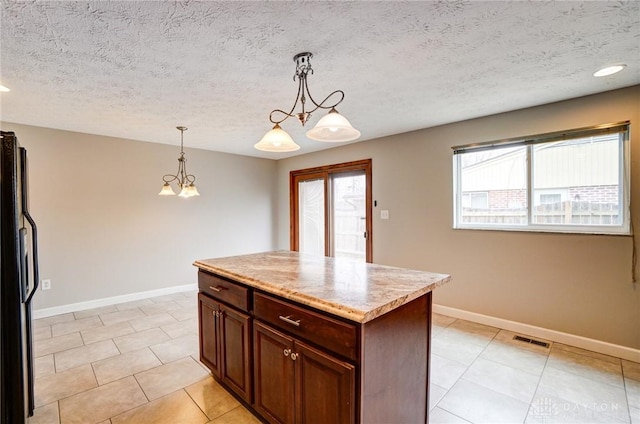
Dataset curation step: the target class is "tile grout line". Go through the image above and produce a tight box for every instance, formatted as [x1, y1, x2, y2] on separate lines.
[547, 346, 628, 390]
[106, 374, 151, 423]
[431, 317, 472, 415]
[523, 342, 553, 424]
[436, 323, 546, 424]
[183, 386, 214, 421]
[35, 298, 636, 424]
[621, 371, 635, 424]
[456, 327, 542, 424]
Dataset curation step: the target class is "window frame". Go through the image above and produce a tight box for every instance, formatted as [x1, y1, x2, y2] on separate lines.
[452, 122, 631, 235]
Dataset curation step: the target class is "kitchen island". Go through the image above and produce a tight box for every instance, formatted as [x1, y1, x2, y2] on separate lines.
[194, 251, 451, 424]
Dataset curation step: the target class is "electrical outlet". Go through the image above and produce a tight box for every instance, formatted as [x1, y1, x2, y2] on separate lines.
[41, 279, 51, 290]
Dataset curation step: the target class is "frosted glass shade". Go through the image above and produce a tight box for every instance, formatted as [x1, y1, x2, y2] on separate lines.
[255, 124, 300, 152]
[187, 184, 200, 197]
[306, 109, 360, 142]
[159, 182, 176, 195]
[177, 183, 200, 198]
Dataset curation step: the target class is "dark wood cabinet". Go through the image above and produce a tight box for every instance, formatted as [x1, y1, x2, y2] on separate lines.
[219, 303, 252, 401]
[295, 339, 355, 424]
[197, 268, 433, 424]
[198, 293, 221, 376]
[253, 321, 355, 424]
[198, 292, 252, 403]
[253, 292, 357, 361]
[253, 321, 295, 424]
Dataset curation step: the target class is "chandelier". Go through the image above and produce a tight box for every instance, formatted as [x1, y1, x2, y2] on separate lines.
[158, 126, 200, 197]
[255, 52, 361, 152]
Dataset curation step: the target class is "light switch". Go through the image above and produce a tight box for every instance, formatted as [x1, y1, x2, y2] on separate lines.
[381, 210, 389, 220]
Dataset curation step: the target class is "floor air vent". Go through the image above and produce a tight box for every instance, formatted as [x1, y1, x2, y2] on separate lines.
[513, 335, 550, 348]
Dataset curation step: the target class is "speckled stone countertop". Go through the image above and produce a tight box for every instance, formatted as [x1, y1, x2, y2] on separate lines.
[194, 251, 451, 324]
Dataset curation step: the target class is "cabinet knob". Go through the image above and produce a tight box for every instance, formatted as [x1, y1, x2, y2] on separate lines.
[290, 353, 298, 361]
[283, 348, 291, 357]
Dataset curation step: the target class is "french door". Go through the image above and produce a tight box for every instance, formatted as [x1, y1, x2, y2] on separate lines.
[290, 159, 372, 263]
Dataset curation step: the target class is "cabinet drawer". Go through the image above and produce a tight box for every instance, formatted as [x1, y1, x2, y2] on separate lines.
[254, 292, 357, 361]
[198, 271, 249, 312]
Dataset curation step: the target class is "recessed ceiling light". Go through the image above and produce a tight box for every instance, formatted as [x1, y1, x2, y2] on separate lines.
[593, 64, 626, 77]
[0, 85, 10, 92]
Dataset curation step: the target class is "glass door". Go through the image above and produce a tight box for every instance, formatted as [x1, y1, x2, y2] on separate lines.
[331, 172, 366, 261]
[290, 160, 372, 263]
[298, 178, 326, 257]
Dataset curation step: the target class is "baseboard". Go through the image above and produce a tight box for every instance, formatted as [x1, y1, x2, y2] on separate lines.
[32, 283, 198, 319]
[433, 304, 640, 363]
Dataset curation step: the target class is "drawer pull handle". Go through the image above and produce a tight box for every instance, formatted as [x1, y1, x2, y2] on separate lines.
[290, 353, 298, 361]
[279, 315, 301, 327]
[283, 348, 291, 357]
[208, 285, 224, 292]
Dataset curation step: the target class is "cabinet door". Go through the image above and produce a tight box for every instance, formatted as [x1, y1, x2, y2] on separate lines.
[220, 304, 252, 403]
[253, 321, 295, 424]
[295, 341, 355, 424]
[198, 293, 220, 377]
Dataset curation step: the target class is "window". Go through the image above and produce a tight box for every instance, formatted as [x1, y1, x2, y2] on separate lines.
[462, 192, 489, 209]
[453, 122, 630, 235]
[539, 193, 562, 205]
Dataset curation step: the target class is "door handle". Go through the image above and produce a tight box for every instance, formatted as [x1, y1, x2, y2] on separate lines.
[24, 211, 39, 304]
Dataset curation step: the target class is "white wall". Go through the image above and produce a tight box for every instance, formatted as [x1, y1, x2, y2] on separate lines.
[276, 86, 640, 350]
[1, 123, 278, 310]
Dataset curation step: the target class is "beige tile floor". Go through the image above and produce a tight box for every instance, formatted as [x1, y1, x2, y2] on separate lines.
[28, 291, 260, 424]
[430, 315, 639, 424]
[27, 291, 639, 424]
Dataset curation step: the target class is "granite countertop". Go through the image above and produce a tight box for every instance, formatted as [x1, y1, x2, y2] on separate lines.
[193, 251, 451, 323]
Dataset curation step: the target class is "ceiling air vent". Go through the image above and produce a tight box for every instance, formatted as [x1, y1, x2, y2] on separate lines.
[513, 335, 550, 348]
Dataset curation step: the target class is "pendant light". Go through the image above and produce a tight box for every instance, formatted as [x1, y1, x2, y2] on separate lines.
[255, 52, 360, 152]
[159, 126, 200, 198]
[254, 123, 300, 152]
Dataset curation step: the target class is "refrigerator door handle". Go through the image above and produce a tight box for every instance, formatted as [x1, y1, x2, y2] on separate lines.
[23, 210, 39, 304]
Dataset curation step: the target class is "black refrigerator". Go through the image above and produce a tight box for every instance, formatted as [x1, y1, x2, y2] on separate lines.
[1, 130, 39, 424]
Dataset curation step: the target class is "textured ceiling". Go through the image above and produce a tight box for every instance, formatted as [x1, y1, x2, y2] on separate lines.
[1, 1, 639, 159]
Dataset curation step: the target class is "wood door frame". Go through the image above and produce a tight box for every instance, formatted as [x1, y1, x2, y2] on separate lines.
[290, 159, 373, 263]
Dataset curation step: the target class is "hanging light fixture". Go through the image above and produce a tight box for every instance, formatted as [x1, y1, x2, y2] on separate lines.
[255, 52, 360, 152]
[159, 126, 200, 198]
